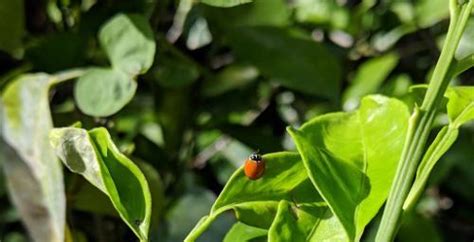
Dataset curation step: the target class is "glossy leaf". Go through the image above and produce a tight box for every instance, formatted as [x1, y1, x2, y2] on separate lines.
[185, 152, 347, 242]
[343, 53, 399, 110]
[404, 86, 474, 209]
[288, 95, 410, 240]
[227, 26, 341, 99]
[1, 74, 65, 242]
[49, 127, 151, 241]
[99, 14, 156, 75]
[201, 0, 252, 8]
[223, 222, 267, 242]
[74, 68, 137, 117]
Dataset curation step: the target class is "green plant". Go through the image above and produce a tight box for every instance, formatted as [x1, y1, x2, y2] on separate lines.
[0, 0, 473, 241]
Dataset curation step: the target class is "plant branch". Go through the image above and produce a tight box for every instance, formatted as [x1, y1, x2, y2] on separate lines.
[375, 1, 474, 241]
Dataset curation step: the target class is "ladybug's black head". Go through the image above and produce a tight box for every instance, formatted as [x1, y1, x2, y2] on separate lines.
[249, 151, 262, 161]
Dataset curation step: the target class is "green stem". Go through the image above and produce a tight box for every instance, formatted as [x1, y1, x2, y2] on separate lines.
[375, 1, 474, 241]
[184, 214, 217, 242]
[51, 68, 86, 86]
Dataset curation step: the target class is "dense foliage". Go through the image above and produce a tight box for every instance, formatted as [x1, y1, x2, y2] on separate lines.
[0, 0, 473, 241]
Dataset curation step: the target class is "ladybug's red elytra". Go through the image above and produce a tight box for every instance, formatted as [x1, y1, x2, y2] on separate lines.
[244, 152, 265, 180]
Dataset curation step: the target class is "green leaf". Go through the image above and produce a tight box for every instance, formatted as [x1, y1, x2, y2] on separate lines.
[0, 0, 24, 56]
[74, 68, 137, 117]
[201, 0, 252, 8]
[415, 0, 449, 28]
[343, 53, 399, 110]
[227, 27, 341, 98]
[404, 86, 474, 209]
[185, 152, 347, 242]
[223, 222, 267, 242]
[1, 74, 65, 242]
[456, 19, 474, 60]
[99, 14, 156, 75]
[204, 0, 290, 27]
[288, 95, 410, 240]
[293, 0, 349, 29]
[49, 127, 151, 241]
[202, 65, 259, 97]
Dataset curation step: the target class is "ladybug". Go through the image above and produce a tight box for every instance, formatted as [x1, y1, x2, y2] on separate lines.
[244, 151, 265, 180]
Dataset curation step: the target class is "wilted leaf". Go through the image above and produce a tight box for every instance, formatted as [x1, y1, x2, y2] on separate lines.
[99, 14, 156, 75]
[74, 68, 137, 117]
[288, 95, 410, 240]
[404, 86, 474, 209]
[1, 74, 65, 242]
[49, 127, 151, 241]
[227, 27, 341, 99]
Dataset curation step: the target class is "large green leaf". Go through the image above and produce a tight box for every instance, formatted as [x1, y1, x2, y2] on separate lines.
[74, 68, 137, 117]
[1, 74, 65, 242]
[404, 86, 474, 209]
[185, 152, 347, 242]
[288, 95, 410, 240]
[49, 127, 151, 241]
[227, 27, 341, 99]
[0, 0, 24, 55]
[343, 53, 399, 110]
[201, 0, 252, 7]
[99, 14, 156, 76]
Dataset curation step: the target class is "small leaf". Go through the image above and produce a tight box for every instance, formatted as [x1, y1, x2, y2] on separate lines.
[202, 65, 258, 97]
[288, 95, 410, 240]
[1, 73, 65, 242]
[227, 26, 341, 99]
[343, 53, 399, 110]
[49, 127, 151, 241]
[404, 86, 474, 209]
[99, 14, 156, 75]
[74, 68, 137, 117]
[201, 0, 252, 8]
[223, 222, 267, 242]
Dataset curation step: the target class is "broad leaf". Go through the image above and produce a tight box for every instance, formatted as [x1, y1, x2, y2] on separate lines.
[201, 0, 252, 7]
[404, 86, 474, 209]
[185, 152, 347, 242]
[74, 68, 137, 117]
[227, 27, 341, 99]
[223, 222, 267, 242]
[343, 53, 399, 110]
[49, 127, 151, 241]
[99, 14, 156, 76]
[1, 74, 65, 242]
[288, 95, 410, 240]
